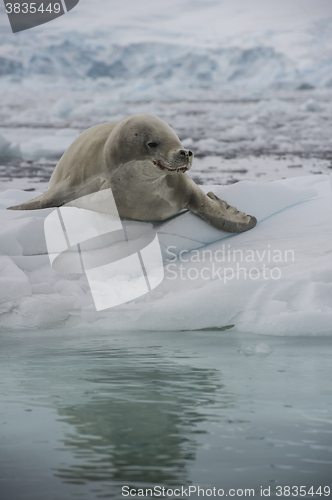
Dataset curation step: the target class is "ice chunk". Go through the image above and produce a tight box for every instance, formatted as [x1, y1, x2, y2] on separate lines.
[0, 56, 22, 76]
[20, 130, 79, 161]
[0, 255, 31, 304]
[51, 98, 76, 118]
[0, 133, 11, 158]
[0, 213, 47, 256]
[238, 343, 274, 357]
[301, 98, 323, 112]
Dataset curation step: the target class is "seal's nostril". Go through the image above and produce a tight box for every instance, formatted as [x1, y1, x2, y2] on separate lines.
[188, 150, 193, 157]
[179, 150, 187, 156]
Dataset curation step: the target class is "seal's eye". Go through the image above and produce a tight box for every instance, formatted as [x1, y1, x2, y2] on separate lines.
[147, 142, 158, 148]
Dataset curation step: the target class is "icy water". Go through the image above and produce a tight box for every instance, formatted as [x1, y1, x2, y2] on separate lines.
[0, 329, 331, 500]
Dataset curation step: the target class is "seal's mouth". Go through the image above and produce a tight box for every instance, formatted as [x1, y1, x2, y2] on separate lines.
[153, 159, 188, 173]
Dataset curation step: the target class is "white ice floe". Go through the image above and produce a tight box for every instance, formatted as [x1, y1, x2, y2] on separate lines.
[0, 174, 330, 335]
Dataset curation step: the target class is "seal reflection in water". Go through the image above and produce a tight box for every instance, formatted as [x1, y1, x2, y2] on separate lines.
[8, 114, 257, 233]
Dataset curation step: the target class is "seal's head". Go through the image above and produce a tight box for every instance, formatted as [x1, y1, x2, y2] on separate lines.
[105, 113, 193, 176]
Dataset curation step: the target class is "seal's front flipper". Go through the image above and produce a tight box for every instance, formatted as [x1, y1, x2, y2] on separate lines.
[188, 186, 257, 233]
[7, 177, 106, 211]
[205, 192, 257, 233]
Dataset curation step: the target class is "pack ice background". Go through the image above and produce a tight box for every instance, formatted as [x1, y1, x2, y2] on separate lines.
[0, 0, 332, 333]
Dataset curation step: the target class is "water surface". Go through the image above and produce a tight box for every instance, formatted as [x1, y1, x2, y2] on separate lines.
[0, 329, 331, 499]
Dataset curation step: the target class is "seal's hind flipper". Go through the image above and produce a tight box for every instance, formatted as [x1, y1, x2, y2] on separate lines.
[7, 177, 106, 211]
[7, 185, 68, 211]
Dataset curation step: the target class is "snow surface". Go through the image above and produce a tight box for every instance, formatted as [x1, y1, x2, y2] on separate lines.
[0, 175, 331, 334]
